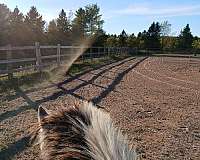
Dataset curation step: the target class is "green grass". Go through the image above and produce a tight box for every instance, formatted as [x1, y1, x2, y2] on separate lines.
[69, 54, 130, 74]
[68, 57, 110, 75]
[0, 71, 50, 93]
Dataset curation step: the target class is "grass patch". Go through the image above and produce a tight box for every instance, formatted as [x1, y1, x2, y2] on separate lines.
[0, 71, 50, 93]
[68, 57, 110, 75]
[0, 54, 131, 94]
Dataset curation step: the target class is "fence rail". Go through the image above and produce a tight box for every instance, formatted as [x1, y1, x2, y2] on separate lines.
[0, 42, 135, 77]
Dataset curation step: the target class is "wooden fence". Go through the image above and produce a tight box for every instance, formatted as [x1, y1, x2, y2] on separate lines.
[0, 42, 135, 77]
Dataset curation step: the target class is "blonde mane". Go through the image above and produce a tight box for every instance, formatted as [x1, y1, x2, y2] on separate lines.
[31, 101, 137, 160]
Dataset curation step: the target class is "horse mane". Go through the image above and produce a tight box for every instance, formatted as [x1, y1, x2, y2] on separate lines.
[30, 101, 137, 160]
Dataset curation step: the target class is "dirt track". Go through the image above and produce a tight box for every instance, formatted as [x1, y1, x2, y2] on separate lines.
[0, 56, 200, 160]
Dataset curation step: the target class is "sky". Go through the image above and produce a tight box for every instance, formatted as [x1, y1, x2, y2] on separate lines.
[1, 0, 200, 36]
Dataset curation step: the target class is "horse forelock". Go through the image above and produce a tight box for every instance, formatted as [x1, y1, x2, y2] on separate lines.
[31, 101, 137, 160]
[32, 104, 92, 160]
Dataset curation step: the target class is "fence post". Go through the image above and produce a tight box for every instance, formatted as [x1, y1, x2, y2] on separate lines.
[57, 44, 61, 66]
[90, 47, 93, 61]
[118, 47, 119, 55]
[35, 42, 42, 72]
[98, 47, 100, 58]
[135, 47, 138, 55]
[7, 44, 13, 80]
[103, 47, 106, 59]
[194, 49, 197, 56]
[81, 46, 84, 62]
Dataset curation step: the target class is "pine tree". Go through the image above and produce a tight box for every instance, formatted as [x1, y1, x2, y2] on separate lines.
[85, 4, 104, 35]
[92, 29, 108, 46]
[118, 29, 128, 47]
[0, 4, 10, 45]
[24, 6, 45, 44]
[178, 24, 193, 49]
[57, 9, 71, 33]
[145, 22, 161, 49]
[127, 33, 137, 47]
[9, 6, 25, 45]
[57, 9, 71, 45]
[72, 4, 104, 45]
[47, 20, 58, 44]
[137, 30, 147, 49]
[106, 34, 118, 47]
[72, 8, 86, 35]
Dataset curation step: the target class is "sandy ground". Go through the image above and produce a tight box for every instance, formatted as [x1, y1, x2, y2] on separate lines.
[0, 56, 200, 160]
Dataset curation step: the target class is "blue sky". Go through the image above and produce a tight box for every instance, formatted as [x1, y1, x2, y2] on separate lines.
[1, 0, 200, 36]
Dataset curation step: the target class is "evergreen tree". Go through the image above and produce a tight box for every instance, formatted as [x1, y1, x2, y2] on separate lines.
[47, 20, 58, 44]
[9, 6, 25, 45]
[72, 4, 104, 45]
[57, 9, 71, 45]
[24, 6, 45, 44]
[137, 30, 147, 49]
[85, 4, 104, 35]
[0, 4, 10, 45]
[118, 29, 127, 47]
[127, 33, 137, 47]
[145, 22, 161, 49]
[178, 24, 193, 49]
[72, 8, 86, 39]
[57, 9, 71, 33]
[92, 29, 108, 46]
[106, 34, 118, 47]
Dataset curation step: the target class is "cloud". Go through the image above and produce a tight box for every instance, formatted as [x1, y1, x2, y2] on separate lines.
[113, 3, 200, 17]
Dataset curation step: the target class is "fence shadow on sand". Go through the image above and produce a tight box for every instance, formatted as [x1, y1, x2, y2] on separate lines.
[0, 57, 147, 160]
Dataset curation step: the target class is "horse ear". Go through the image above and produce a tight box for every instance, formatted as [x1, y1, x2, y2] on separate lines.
[38, 106, 49, 123]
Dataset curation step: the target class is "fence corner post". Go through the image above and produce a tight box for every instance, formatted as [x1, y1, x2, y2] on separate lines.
[135, 47, 138, 55]
[35, 42, 42, 72]
[81, 46, 85, 62]
[7, 44, 13, 80]
[103, 47, 106, 59]
[57, 44, 61, 66]
[90, 47, 93, 61]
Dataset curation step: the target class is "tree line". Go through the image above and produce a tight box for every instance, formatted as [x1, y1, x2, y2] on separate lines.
[0, 3, 200, 50]
[0, 3, 104, 46]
